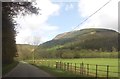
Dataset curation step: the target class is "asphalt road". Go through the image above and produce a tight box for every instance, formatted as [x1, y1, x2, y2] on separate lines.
[4, 61, 54, 77]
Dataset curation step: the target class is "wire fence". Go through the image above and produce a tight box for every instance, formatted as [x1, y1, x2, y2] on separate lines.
[28, 60, 119, 78]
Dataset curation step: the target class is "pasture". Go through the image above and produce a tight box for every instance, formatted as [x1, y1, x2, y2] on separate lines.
[28, 58, 119, 77]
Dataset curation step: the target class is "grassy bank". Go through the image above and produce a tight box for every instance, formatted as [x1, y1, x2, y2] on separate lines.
[2, 61, 19, 75]
[32, 64, 81, 77]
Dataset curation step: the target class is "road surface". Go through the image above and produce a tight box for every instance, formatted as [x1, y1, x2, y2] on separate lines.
[4, 61, 54, 77]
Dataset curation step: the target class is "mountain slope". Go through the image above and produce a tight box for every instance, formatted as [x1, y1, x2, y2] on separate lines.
[35, 28, 119, 58]
[16, 44, 35, 60]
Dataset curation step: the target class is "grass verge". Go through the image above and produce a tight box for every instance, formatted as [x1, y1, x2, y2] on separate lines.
[2, 61, 19, 75]
[31, 63, 81, 77]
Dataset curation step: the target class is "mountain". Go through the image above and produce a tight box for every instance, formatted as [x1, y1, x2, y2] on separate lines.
[35, 28, 119, 58]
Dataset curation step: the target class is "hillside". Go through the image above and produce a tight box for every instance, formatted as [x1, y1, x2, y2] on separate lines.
[35, 28, 119, 58]
[16, 44, 35, 60]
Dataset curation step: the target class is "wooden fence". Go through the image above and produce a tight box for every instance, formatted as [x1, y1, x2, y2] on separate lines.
[55, 61, 119, 78]
[29, 60, 119, 78]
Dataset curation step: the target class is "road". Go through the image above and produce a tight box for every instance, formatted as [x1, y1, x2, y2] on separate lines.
[4, 61, 54, 77]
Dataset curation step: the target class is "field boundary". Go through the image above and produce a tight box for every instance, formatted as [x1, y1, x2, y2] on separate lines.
[55, 61, 119, 79]
[28, 60, 119, 78]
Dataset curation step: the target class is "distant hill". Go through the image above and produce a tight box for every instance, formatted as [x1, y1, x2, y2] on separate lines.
[16, 44, 35, 60]
[35, 28, 120, 58]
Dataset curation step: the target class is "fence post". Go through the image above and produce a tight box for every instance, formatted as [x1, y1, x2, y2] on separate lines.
[56, 62, 58, 69]
[107, 65, 109, 79]
[49, 61, 51, 67]
[60, 61, 61, 69]
[58, 61, 59, 69]
[96, 65, 98, 79]
[64, 62, 66, 71]
[48, 61, 49, 67]
[44, 60, 46, 66]
[82, 62, 84, 75]
[67, 63, 69, 71]
[69, 63, 72, 72]
[87, 64, 89, 76]
[80, 63, 81, 75]
[61, 62, 63, 70]
[75, 63, 76, 74]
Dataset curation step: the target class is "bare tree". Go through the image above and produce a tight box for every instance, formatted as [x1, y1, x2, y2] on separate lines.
[25, 35, 41, 62]
[30, 35, 41, 63]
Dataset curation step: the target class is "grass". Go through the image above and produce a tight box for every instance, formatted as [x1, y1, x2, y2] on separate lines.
[31, 64, 107, 79]
[32, 64, 82, 77]
[42, 58, 118, 66]
[2, 61, 19, 75]
[49, 58, 118, 77]
[27, 58, 119, 77]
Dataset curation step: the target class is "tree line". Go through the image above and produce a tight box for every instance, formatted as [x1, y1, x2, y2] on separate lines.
[2, 2, 38, 64]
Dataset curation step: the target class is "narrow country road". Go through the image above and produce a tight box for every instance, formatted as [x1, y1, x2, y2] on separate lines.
[4, 61, 54, 77]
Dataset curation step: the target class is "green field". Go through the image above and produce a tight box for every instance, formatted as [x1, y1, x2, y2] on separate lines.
[43, 58, 118, 65]
[27, 58, 119, 77]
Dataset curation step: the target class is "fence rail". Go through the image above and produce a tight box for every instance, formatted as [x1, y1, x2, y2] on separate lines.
[28, 60, 119, 78]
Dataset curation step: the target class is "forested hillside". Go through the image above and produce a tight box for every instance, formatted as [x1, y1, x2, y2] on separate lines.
[16, 44, 35, 60]
[34, 28, 119, 58]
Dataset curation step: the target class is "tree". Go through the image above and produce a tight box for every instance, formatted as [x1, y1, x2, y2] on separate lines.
[112, 46, 117, 52]
[2, 2, 39, 64]
[31, 36, 41, 63]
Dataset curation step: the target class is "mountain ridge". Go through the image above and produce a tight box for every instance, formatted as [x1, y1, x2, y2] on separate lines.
[34, 28, 119, 58]
[53, 28, 117, 40]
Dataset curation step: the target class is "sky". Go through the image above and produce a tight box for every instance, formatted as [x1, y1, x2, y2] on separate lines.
[15, 0, 119, 45]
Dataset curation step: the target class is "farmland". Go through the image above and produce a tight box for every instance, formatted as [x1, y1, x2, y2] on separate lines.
[27, 58, 119, 77]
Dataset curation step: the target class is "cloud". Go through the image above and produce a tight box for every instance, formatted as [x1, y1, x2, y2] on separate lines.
[77, 0, 119, 31]
[65, 3, 74, 11]
[15, 0, 60, 44]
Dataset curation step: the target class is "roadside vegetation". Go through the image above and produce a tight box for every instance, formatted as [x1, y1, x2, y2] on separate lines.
[32, 64, 81, 77]
[2, 61, 19, 75]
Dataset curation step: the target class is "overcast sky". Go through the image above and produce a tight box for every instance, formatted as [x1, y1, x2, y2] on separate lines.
[15, 0, 119, 45]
